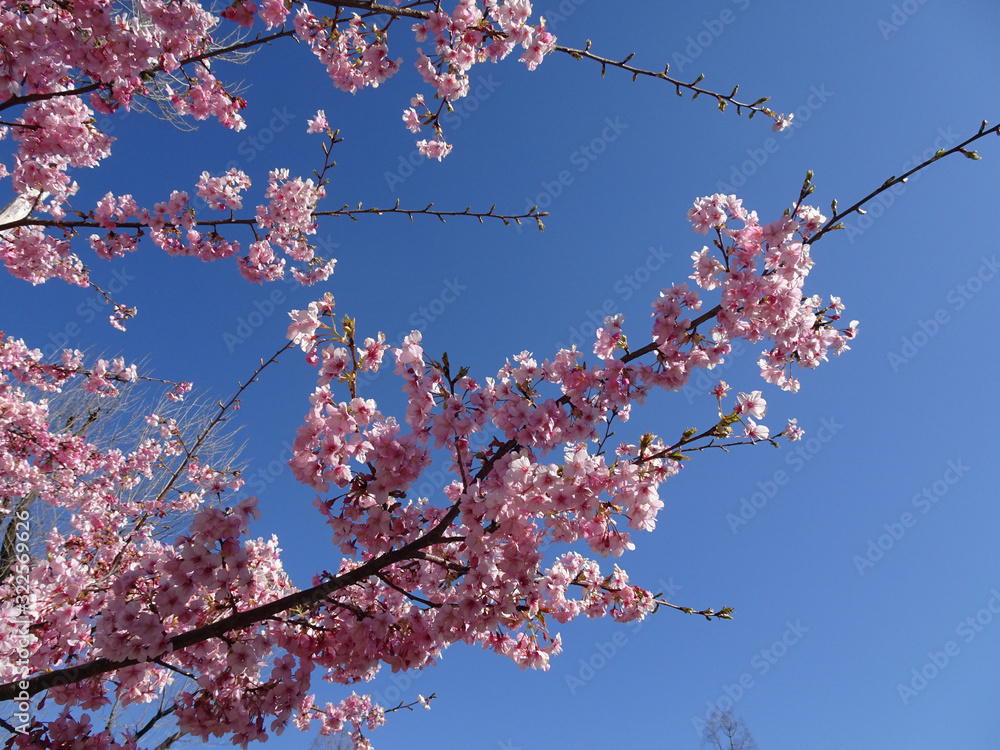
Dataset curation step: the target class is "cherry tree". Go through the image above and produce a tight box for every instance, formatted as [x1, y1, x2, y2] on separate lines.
[0, 1, 996, 748]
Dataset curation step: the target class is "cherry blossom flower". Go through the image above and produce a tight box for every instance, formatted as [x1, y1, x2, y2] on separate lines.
[307, 110, 329, 134]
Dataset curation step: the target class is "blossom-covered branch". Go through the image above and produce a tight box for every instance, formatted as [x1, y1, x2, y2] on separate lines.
[1, 189, 858, 747]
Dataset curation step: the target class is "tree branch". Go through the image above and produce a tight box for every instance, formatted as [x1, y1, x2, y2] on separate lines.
[808, 120, 1000, 245]
[309, 0, 436, 20]
[0, 203, 547, 234]
[553, 42, 776, 120]
[133, 703, 178, 742]
[0, 496, 463, 701]
[0, 30, 293, 114]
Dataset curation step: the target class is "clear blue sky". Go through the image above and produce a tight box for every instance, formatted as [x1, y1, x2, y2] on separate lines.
[5, 1, 1000, 748]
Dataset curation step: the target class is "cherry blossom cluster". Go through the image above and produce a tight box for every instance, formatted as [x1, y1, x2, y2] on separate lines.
[166, 69, 247, 130]
[11, 97, 113, 213]
[0, 333, 197, 520]
[0, 1, 949, 749]
[0, 191, 859, 748]
[86, 166, 334, 293]
[255, 168, 335, 285]
[0, 334, 136, 398]
[685, 194, 858, 392]
[0, 225, 86, 287]
[3, 164, 336, 316]
[210, 195, 849, 743]
[0, 0, 222, 218]
[0, 0, 214, 108]
[196, 168, 252, 211]
[0, 0, 787, 327]
[220, 0, 258, 28]
[0, 0, 849, 743]
[10, 495, 293, 748]
[0, 340, 288, 747]
[0, 0, 249, 298]
[307, 109, 330, 135]
[293, 8, 399, 95]
[404, 0, 556, 157]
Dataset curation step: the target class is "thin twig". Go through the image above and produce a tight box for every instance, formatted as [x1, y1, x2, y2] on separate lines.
[553, 42, 775, 120]
[809, 120, 1000, 245]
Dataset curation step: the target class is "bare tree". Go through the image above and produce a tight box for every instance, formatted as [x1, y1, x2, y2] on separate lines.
[703, 710, 758, 750]
[1, 357, 245, 561]
[311, 728, 354, 750]
[0, 360, 245, 747]
[127, 0, 257, 130]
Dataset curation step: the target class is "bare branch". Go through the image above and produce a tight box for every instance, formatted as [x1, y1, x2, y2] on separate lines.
[553, 42, 776, 121]
[810, 120, 1000, 245]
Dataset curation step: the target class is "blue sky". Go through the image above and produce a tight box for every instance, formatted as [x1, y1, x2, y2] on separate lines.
[5, 1, 1000, 748]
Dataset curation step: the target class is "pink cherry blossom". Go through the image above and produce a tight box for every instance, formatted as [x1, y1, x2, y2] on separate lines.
[0, 2, 873, 746]
[307, 110, 329, 134]
[221, 0, 257, 28]
[417, 138, 453, 161]
[772, 112, 794, 131]
[287, 302, 323, 352]
[736, 390, 767, 419]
